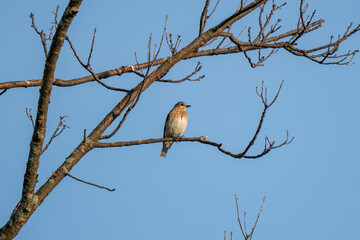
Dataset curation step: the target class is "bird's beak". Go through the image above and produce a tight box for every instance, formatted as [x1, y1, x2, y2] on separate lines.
[186, 105, 191, 108]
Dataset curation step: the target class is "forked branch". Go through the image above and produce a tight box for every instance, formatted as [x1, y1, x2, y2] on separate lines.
[25, 108, 35, 128]
[65, 31, 130, 93]
[235, 194, 266, 240]
[158, 62, 205, 83]
[165, 33, 182, 55]
[41, 116, 69, 154]
[29, 6, 59, 58]
[203, 0, 360, 67]
[199, 0, 220, 35]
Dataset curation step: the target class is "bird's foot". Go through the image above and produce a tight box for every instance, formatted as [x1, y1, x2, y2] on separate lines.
[175, 135, 184, 142]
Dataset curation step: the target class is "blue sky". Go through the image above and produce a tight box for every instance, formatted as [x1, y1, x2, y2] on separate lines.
[1, 0, 360, 239]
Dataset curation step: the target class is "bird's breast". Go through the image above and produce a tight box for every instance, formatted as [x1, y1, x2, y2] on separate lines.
[165, 115, 188, 137]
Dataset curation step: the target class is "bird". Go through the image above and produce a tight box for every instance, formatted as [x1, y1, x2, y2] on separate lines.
[160, 101, 191, 157]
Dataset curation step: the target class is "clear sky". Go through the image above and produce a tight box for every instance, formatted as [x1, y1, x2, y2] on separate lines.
[1, 0, 359, 239]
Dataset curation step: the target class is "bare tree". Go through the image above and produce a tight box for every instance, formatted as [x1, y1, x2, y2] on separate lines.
[0, 0, 359, 239]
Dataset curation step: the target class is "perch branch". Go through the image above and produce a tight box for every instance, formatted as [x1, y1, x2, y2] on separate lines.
[96, 81, 292, 159]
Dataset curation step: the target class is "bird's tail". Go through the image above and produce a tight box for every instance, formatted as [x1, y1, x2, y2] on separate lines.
[160, 141, 173, 157]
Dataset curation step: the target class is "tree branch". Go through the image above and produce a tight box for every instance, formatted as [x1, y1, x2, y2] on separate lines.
[1, 1, 358, 238]
[25, 108, 35, 129]
[30, 12, 49, 57]
[65, 32, 130, 92]
[2, 11, 358, 91]
[95, 81, 292, 159]
[41, 116, 69, 154]
[67, 173, 116, 192]
[165, 33, 182, 55]
[158, 62, 205, 83]
[234, 194, 265, 240]
[0, 1, 83, 239]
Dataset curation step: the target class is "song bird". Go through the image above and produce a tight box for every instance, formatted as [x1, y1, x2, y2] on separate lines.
[160, 101, 191, 157]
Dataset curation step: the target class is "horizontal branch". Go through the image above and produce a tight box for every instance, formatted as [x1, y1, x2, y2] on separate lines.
[95, 136, 208, 148]
[94, 134, 292, 159]
[0, 45, 291, 90]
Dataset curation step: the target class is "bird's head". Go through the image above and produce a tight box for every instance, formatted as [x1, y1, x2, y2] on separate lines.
[174, 101, 191, 110]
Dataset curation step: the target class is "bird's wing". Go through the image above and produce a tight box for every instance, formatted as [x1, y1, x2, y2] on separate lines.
[163, 112, 171, 138]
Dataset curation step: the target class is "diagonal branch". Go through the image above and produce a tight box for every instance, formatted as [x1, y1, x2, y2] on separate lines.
[100, 95, 135, 140]
[30, 13, 49, 57]
[101, 19, 168, 140]
[67, 173, 115, 192]
[0, 89, 7, 96]
[0, 1, 83, 239]
[199, 0, 211, 35]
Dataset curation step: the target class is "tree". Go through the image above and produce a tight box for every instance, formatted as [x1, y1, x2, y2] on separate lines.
[0, 0, 359, 239]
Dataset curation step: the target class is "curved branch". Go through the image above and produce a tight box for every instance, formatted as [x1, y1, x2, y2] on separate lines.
[94, 132, 292, 159]
[95, 81, 292, 159]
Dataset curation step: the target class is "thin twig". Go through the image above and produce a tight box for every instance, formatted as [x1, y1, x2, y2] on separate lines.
[41, 116, 69, 154]
[166, 33, 182, 55]
[235, 194, 246, 239]
[100, 96, 134, 139]
[87, 28, 97, 66]
[30, 12, 49, 57]
[199, 0, 220, 35]
[158, 62, 205, 83]
[248, 197, 266, 240]
[25, 108, 35, 128]
[0, 89, 7, 96]
[101, 17, 169, 140]
[65, 34, 130, 92]
[234, 194, 266, 240]
[199, 0, 211, 35]
[67, 173, 116, 192]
